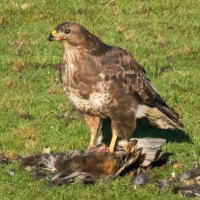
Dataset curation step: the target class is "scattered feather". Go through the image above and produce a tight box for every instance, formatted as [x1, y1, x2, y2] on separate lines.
[155, 178, 173, 190]
[131, 172, 150, 186]
[179, 167, 200, 182]
[173, 185, 200, 198]
[0, 155, 10, 165]
[8, 169, 15, 176]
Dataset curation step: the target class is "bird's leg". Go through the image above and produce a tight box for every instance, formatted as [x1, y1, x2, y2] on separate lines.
[109, 128, 118, 153]
[80, 114, 101, 148]
[109, 111, 137, 153]
[76, 110, 103, 149]
[89, 133, 96, 147]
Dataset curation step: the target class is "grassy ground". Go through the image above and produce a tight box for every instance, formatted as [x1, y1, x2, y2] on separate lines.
[0, 0, 200, 199]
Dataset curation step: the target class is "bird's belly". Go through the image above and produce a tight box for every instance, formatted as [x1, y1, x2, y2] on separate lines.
[67, 90, 110, 118]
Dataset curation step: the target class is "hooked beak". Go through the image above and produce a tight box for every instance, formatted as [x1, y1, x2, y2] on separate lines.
[49, 33, 56, 41]
[48, 30, 66, 41]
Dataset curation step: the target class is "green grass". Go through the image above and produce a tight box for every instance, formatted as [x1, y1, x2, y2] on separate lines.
[0, 0, 200, 199]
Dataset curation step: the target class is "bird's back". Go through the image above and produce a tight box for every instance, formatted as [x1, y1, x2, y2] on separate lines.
[97, 46, 184, 130]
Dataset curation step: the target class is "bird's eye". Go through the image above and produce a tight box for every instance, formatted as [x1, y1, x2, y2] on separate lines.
[64, 29, 70, 34]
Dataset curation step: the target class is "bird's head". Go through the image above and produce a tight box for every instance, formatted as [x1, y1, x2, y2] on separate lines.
[49, 22, 109, 55]
[49, 22, 95, 46]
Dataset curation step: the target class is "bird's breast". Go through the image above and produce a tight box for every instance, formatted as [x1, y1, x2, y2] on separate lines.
[60, 55, 111, 117]
[64, 83, 111, 118]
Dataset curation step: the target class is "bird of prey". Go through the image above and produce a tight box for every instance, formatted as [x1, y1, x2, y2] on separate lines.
[49, 22, 184, 152]
[20, 138, 166, 186]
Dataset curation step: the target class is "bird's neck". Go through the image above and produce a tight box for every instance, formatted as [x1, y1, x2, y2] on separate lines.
[61, 43, 79, 66]
[85, 36, 111, 56]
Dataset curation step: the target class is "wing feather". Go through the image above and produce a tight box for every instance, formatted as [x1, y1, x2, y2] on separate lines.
[99, 46, 184, 129]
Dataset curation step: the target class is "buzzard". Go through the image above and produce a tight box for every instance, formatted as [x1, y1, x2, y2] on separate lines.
[49, 22, 184, 152]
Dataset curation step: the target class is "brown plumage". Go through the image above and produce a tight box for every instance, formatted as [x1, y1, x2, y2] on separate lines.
[49, 22, 184, 152]
[20, 138, 165, 186]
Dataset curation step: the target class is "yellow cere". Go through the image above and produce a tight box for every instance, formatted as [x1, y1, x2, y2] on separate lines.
[52, 30, 57, 35]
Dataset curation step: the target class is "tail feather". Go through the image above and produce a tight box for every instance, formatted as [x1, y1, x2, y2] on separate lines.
[136, 104, 184, 131]
[156, 104, 184, 130]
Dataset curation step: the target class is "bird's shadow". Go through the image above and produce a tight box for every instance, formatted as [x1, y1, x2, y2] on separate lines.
[101, 118, 191, 145]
